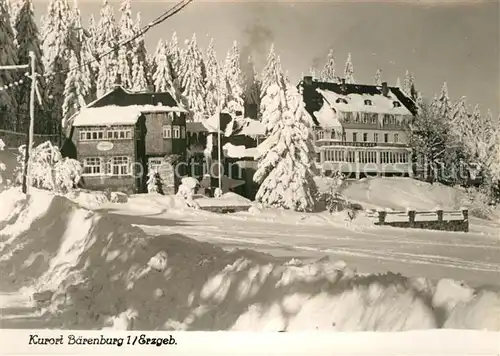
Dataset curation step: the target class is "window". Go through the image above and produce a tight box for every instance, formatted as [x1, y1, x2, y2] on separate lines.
[181, 126, 186, 139]
[79, 130, 104, 141]
[83, 157, 102, 176]
[394, 134, 399, 143]
[316, 153, 321, 162]
[106, 129, 132, 140]
[110, 156, 129, 176]
[393, 101, 401, 108]
[330, 131, 336, 140]
[316, 130, 325, 140]
[352, 132, 357, 142]
[173, 125, 181, 139]
[384, 133, 389, 143]
[374, 133, 379, 142]
[336, 98, 348, 104]
[364, 99, 372, 106]
[163, 125, 172, 139]
[363, 133, 368, 142]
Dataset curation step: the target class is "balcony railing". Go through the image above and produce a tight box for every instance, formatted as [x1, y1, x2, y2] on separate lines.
[315, 140, 409, 148]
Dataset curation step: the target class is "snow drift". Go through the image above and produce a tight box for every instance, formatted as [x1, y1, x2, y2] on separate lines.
[0, 187, 499, 331]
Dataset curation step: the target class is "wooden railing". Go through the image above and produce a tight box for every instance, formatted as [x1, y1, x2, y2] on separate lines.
[366, 208, 469, 232]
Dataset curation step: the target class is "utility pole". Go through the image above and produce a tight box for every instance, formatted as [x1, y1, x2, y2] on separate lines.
[22, 51, 37, 194]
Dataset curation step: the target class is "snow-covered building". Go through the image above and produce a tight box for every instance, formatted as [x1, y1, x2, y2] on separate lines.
[299, 76, 418, 178]
[65, 86, 188, 194]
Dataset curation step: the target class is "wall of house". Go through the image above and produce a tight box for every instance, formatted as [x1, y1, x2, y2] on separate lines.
[72, 125, 138, 193]
[144, 112, 187, 156]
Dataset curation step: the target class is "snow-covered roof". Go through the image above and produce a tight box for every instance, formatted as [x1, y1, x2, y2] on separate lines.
[231, 118, 266, 137]
[313, 100, 343, 129]
[318, 88, 413, 116]
[72, 105, 186, 127]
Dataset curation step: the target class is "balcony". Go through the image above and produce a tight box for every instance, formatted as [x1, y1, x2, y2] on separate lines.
[315, 140, 409, 148]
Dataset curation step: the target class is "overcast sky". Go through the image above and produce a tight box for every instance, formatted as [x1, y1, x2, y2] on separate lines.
[33, 0, 499, 116]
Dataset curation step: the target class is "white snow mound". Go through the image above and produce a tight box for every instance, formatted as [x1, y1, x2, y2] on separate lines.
[0, 188, 499, 331]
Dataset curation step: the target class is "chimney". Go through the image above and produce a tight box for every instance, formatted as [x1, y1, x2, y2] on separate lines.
[341, 78, 346, 93]
[147, 84, 155, 93]
[304, 76, 313, 86]
[381, 82, 389, 97]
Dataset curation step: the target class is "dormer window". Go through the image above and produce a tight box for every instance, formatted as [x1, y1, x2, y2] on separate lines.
[336, 98, 348, 104]
[393, 101, 401, 108]
[364, 99, 372, 106]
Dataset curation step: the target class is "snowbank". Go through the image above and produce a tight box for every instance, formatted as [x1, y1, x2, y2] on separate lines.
[0, 188, 499, 331]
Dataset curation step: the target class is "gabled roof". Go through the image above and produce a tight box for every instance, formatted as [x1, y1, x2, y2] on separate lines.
[300, 79, 419, 124]
[65, 86, 186, 129]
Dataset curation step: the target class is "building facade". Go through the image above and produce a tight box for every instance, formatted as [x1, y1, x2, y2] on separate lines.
[299, 77, 418, 178]
[67, 86, 188, 194]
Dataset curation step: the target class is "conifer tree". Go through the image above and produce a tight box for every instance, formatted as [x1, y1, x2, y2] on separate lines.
[14, 0, 44, 132]
[178, 33, 206, 121]
[41, 0, 72, 135]
[130, 12, 148, 91]
[343, 52, 354, 84]
[167, 31, 181, 81]
[242, 54, 260, 110]
[374, 69, 382, 86]
[152, 39, 174, 93]
[116, 0, 134, 89]
[434, 82, 452, 121]
[254, 75, 317, 212]
[403, 70, 412, 96]
[96, 0, 118, 96]
[62, 50, 89, 125]
[204, 38, 222, 116]
[0, 0, 18, 131]
[223, 40, 244, 114]
[260, 44, 281, 101]
[320, 49, 336, 82]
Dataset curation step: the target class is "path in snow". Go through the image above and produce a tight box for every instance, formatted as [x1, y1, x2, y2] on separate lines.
[102, 205, 500, 290]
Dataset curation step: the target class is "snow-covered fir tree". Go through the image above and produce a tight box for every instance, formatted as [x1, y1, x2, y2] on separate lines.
[62, 50, 90, 126]
[96, 0, 118, 96]
[147, 169, 162, 194]
[204, 38, 222, 116]
[320, 49, 336, 82]
[16, 0, 45, 132]
[416, 91, 425, 114]
[223, 40, 244, 114]
[41, 0, 73, 135]
[254, 80, 318, 212]
[449, 96, 470, 145]
[166, 31, 181, 81]
[403, 70, 412, 96]
[68, 1, 93, 102]
[374, 69, 382, 86]
[87, 14, 99, 75]
[434, 82, 452, 121]
[152, 39, 174, 93]
[343, 52, 354, 84]
[0, 0, 18, 131]
[130, 12, 148, 92]
[6, 0, 20, 40]
[409, 72, 417, 99]
[116, 0, 134, 89]
[260, 44, 282, 101]
[178, 33, 206, 121]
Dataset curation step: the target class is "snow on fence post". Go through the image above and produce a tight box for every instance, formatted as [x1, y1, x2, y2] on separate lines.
[407, 210, 416, 224]
[436, 209, 444, 223]
[461, 208, 469, 232]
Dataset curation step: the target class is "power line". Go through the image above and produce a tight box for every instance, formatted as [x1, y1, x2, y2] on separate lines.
[44, 0, 194, 79]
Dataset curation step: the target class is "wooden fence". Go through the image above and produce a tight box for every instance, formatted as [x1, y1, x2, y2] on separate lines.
[367, 208, 469, 232]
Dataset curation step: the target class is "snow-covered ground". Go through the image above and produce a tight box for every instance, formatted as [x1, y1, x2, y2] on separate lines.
[0, 177, 499, 332]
